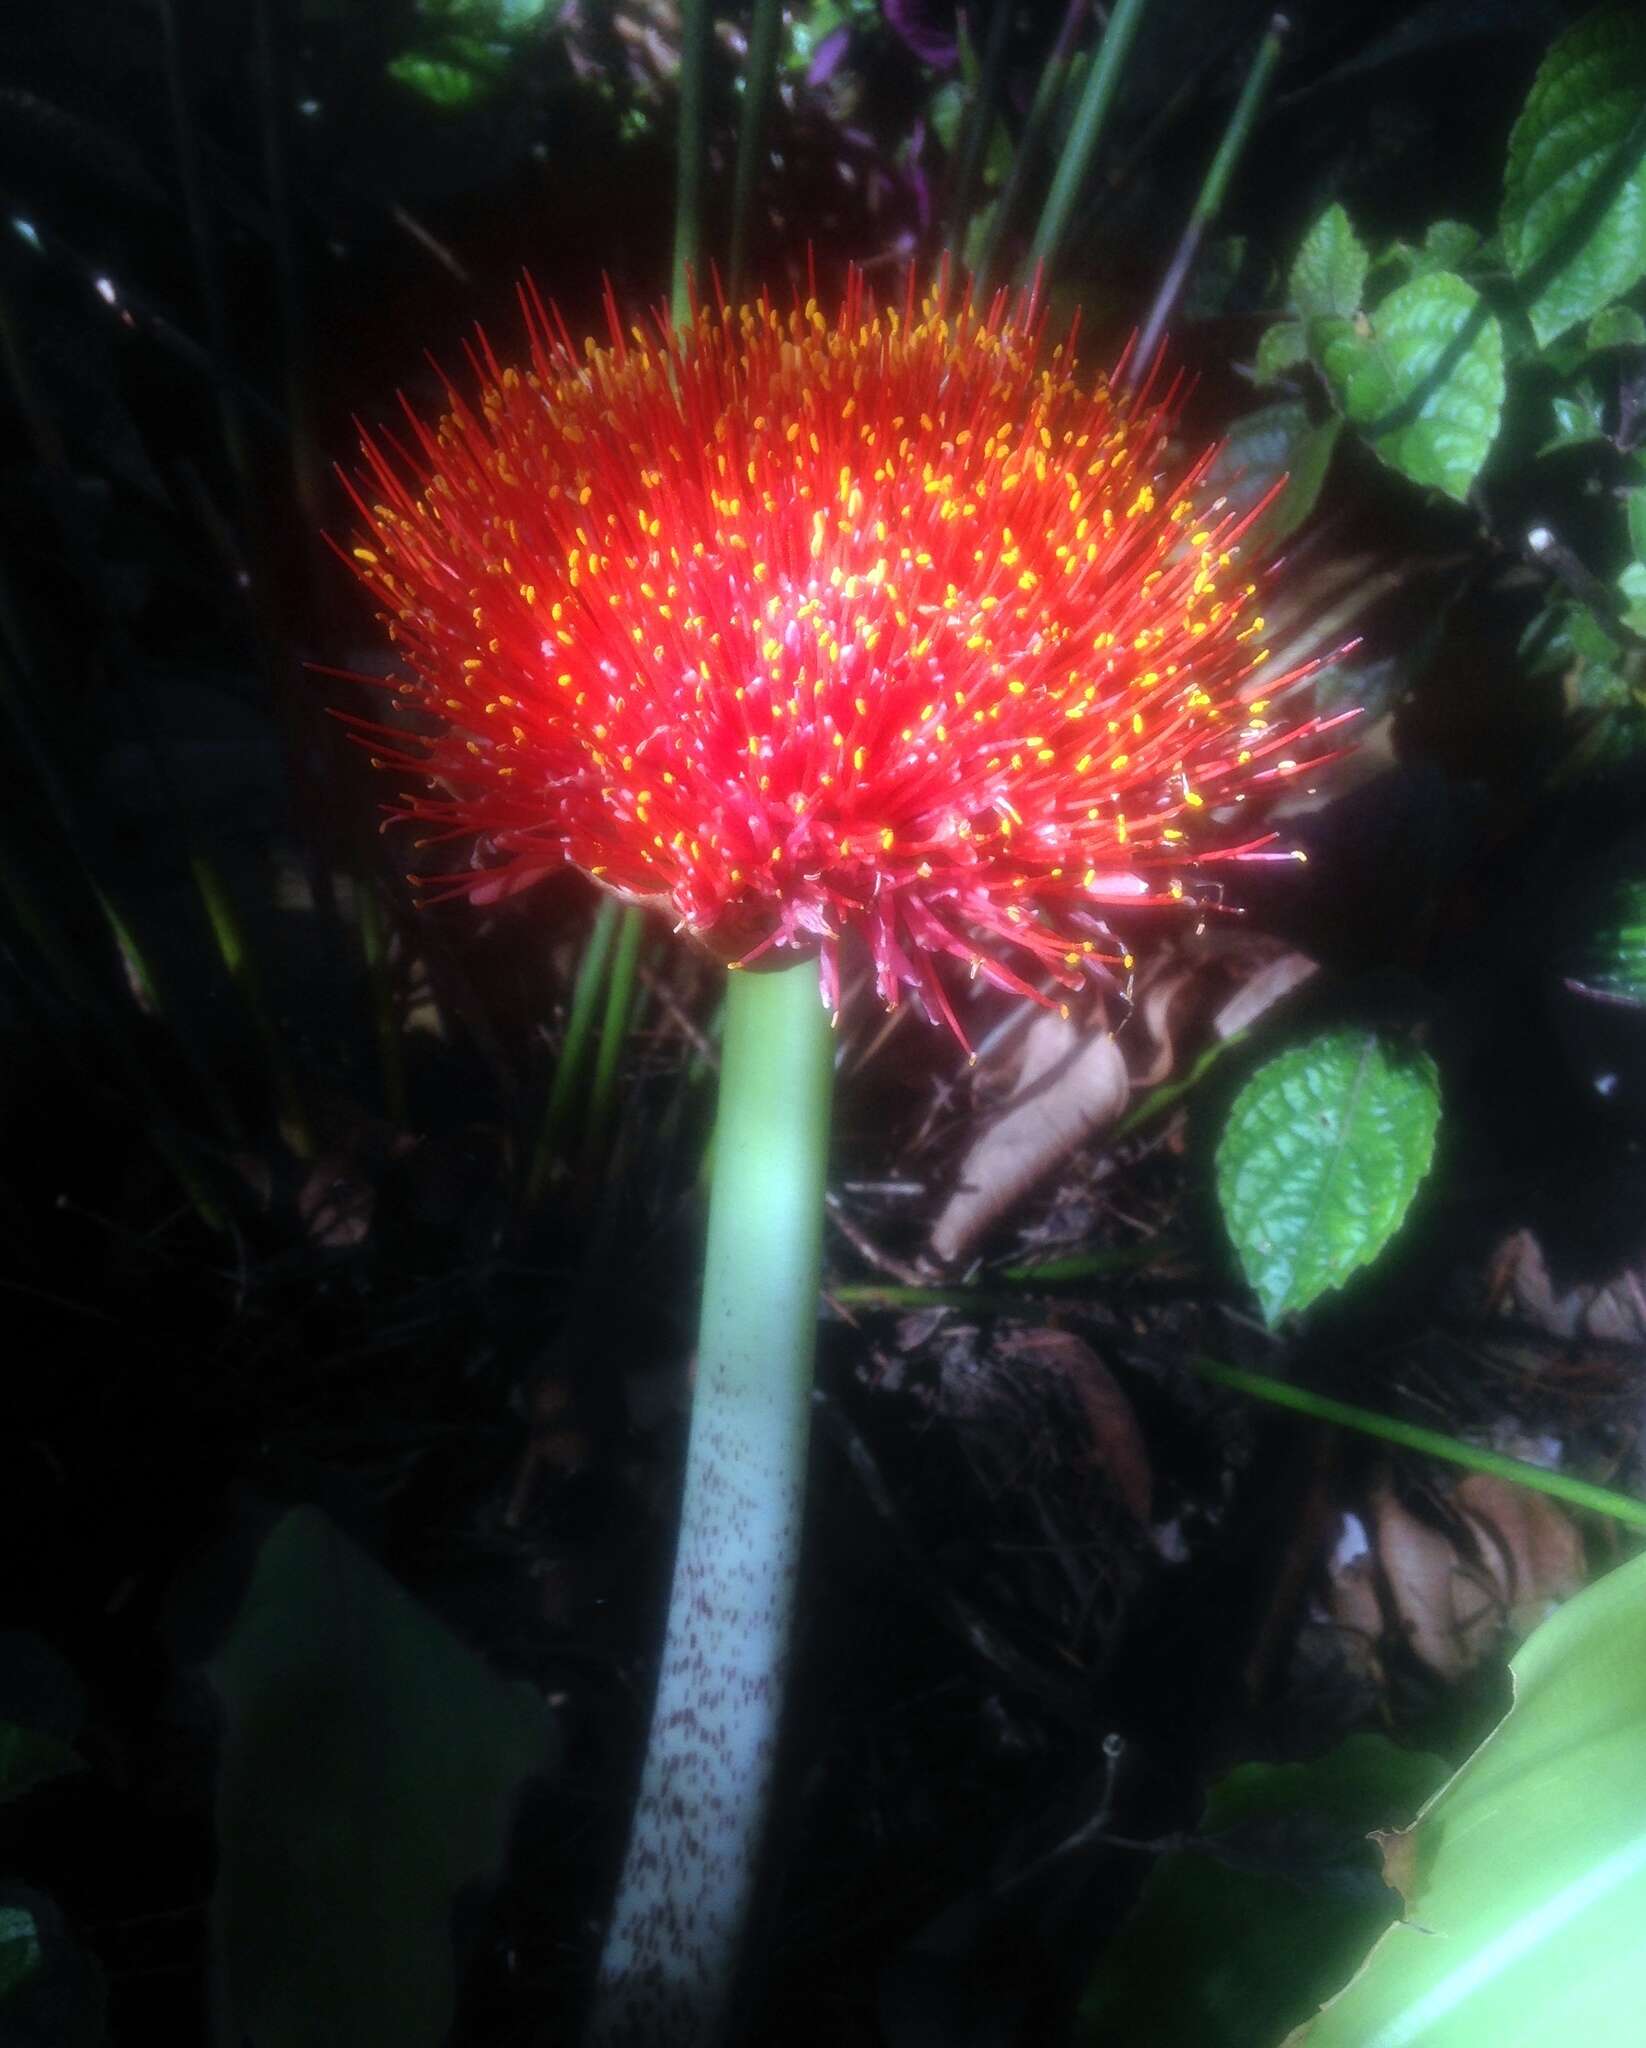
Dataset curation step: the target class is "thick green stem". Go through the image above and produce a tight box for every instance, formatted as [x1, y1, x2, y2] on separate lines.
[590, 955, 834, 2046]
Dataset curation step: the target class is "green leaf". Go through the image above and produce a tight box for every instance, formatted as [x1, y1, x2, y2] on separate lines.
[1078, 1737, 1447, 2048]
[0, 1906, 41, 2004]
[928, 78, 965, 155]
[1587, 303, 1646, 349]
[0, 1724, 81, 1808]
[1314, 272, 1505, 500]
[1249, 416, 1342, 552]
[1618, 560, 1646, 634]
[1290, 203, 1368, 320]
[205, 1507, 558, 2048]
[0, 1887, 105, 2043]
[1627, 486, 1646, 562]
[1216, 1029, 1440, 1324]
[1182, 234, 1249, 322]
[1203, 401, 1313, 524]
[1420, 219, 1482, 273]
[1285, 1549, 1646, 2044]
[1254, 321, 1309, 383]
[1501, 9, 1646, 347]
[1571, 873, 1646, 1003]
[1539, 380, 1608, 453]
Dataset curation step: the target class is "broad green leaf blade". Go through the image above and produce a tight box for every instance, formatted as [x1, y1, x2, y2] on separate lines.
[1216, 1030, 1440, 1324]
[1501, 9, 1646, 347]
[206, 1507, 558, 2048]
[1250, 416, 1342, 552]
[1203, 402, 1314, 531]
[1314, 273, 1504, 500]
[1290, 204, 1368, 320]
[0, 1906, 41, 2005]
[1285, 1549, 1646, 2046]
[1078, 1737, 1446, 2048]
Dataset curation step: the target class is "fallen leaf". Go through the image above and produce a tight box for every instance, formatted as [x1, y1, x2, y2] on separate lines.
[1327, 1475, 1585, 1690]
[931, 1007, 1129, 1263]
[1452, 1473, 1586, 1638]
[930, 932, 1316, 1261]
[1484, 1227, 1646, 1347]
[997, 1329, 1153, 1525]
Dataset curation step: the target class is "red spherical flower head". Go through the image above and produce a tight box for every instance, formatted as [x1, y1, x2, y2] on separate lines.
[338, 271, 1349, 1046]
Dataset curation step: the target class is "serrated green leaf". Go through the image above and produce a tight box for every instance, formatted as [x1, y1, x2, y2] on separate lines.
[1254, 321, 1308, 383]
[1077, 1737, 1447, 2048]
[1422, 219, 1482, 272]
[1285, 1550, 1646, 2046]
[1314, 272, 1504, 500]
[1539, 380, 1608, 453]
[1216, 1029, 1440, 1324]
[1502, 9, 1646, 347]
[1290, 204, 1368, 320]
[1587, 303, 1646, 349]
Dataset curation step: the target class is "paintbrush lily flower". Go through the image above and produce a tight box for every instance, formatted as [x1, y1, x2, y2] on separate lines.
[341, 272, 1340, 1044]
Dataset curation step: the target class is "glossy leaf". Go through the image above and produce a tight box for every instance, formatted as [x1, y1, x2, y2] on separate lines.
[1217, 1029, 1440, 1324]
[1314, 272, 1504, 500]
[1290, 203, 1368, 320]
[1078, 1737, 1446, 2048]
[1587, 303, 1646, 350]
[1501, 9, 1646, 347]
[1286, 1549, 1646, 2045]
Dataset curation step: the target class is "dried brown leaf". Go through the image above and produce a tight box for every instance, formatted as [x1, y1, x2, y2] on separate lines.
[1485, 1227, 1646, 1347]
[1372, 1487, 1480, 1683]
[1333, 1476, 1586, 1690]
[1452, 1473, 1586, 1636]
[931, 1008, 1129, 1263]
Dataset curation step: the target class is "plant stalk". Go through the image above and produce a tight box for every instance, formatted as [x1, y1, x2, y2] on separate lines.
[590, 954, 834, 2046]
[1127, 12, 1287, 386]
[1024, 0, 1151, 287]
[672, 0, 712, 329]
[728, 0, 783, 303]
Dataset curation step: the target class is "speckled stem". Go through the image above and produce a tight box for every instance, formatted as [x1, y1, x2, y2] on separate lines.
[589, 955, 834, 2047]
